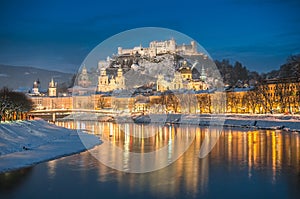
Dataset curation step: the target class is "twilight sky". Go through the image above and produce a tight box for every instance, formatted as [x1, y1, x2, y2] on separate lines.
[0, 0, 299, 74]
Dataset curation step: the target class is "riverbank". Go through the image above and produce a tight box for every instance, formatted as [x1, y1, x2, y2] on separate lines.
[59, 112, 300, 132]
[0, 119, 101, 173]
[133, 114, 300, 132]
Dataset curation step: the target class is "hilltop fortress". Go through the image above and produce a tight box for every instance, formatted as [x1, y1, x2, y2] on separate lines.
[117, 38, 204, 57]
[72, 39, 209, 93]
[27, 40, 300, 115]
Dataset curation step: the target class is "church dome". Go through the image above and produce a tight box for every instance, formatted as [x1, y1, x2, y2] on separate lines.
[179, 67, 191, 74]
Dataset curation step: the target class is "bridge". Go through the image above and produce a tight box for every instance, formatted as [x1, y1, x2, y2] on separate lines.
[30, 109, 115, 121]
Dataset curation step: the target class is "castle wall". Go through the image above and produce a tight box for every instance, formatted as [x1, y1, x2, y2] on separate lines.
[117, 39, 198, 58]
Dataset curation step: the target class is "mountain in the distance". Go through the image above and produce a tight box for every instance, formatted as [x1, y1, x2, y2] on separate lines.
[0, 64, 74, 91]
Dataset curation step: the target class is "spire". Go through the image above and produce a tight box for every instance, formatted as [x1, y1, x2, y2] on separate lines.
[49, 78, 57, 88]
[200, 65, 206, 81]
[48, 78, 57, 97]
[82, 64, 87, 74]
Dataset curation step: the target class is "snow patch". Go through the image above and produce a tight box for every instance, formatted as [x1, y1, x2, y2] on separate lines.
[0, 119, 101, 173]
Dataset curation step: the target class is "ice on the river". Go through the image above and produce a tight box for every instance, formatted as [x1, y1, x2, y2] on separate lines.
[0, 119, 101, 173]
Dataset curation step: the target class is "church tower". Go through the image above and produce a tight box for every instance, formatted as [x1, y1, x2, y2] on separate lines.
[97, 68, 109, 92]
[115, 68, 125, 89]
[48, 78, 57, 97]
[32, 79, 40, 95]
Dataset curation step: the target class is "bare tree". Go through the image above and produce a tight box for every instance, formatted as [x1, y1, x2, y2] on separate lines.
[178, 91, 197, 113]
[256, 83, 274, 114]
[243, 90, 259, 114]
[226, 92, 240, 113]
[0, 87, 33, 121]
[97, 96, 106, 109]
[295, 82, 300, 113]
[166, 92, 180, 113]
[211, 92, 226, 113]
[197, 93, 211, 113]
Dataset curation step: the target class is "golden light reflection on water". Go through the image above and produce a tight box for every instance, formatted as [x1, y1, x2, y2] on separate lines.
[54, 121, 300, 196]
[47, 159, 57, 179]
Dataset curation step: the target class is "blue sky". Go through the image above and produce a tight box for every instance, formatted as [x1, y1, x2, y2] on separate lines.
[0, 0, 299, 73]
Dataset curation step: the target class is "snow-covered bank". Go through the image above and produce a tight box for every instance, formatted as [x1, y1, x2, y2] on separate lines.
[0, 119, 101, 173]
[133, 114, 300, 132]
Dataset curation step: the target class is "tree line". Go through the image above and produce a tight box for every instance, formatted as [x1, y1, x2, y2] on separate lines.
[0, 87, 33, 122]
[215, 54, 300, 88]
[146, 82, 300, 115]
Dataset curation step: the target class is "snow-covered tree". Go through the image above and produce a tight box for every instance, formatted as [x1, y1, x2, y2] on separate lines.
[0, 87, 33, 121]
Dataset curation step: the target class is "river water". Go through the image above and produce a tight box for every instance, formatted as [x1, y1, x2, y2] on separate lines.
[0, 121, 299, 199]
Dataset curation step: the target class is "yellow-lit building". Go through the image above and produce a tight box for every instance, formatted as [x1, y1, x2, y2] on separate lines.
[31, 96, 73, 110]
[257, 78, 300, 114]
[29, 76, 300, 115]
[133, 95, 150, 113]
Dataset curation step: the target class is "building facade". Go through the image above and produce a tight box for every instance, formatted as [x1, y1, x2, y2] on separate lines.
[97, 68, 125, 92]
[156, 61, 208, 92]
[30, 77, 300, 115]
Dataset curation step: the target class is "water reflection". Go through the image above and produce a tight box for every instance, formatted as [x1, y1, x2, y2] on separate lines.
[74, 121, 196, 173]
[54, 121, 300, 197]
[47, 160, 57, 179]
[1, 122, 299, 198]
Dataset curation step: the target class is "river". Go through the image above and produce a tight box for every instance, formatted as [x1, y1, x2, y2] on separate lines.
[0, 121, 299, 199]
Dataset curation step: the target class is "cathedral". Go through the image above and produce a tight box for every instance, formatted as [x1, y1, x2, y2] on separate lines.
[77, 66, 91, 88]
[97, 67, 125, 92]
